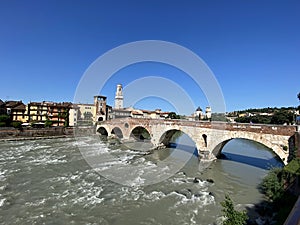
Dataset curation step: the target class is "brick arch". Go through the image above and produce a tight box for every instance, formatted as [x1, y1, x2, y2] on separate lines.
[158, 128, 198, 148]
[111, 126, 123, 139]
[129, 125, 152, 140]
[211, 135, 287, 164]
[96, 126, 109, 136]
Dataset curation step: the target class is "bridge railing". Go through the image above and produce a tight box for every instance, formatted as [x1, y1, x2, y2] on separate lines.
[97, 118, 298, 136]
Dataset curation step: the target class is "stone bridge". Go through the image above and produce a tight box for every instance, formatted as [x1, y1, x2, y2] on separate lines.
[96, 118, 299, 164]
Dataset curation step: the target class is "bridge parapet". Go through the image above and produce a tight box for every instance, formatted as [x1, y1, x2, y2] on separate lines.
[224, 123, 297, 136]
[98, 118, 297, 136]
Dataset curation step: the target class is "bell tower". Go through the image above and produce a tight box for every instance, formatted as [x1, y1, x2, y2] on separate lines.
[114, 84, 123, 109]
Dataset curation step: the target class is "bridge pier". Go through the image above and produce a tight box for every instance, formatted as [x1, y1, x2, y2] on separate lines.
[198, 150, 216, 161]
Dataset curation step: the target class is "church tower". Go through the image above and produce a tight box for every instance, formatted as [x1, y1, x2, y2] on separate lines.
[114, 84, 123, 109]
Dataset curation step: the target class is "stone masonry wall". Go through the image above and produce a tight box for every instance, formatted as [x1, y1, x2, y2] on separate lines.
[97, 118, 298, 164]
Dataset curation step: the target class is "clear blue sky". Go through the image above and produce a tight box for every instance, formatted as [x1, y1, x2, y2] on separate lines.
[0, 0, 299, 114]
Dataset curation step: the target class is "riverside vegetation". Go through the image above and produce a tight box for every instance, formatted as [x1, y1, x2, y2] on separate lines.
[257, 159, 299, 225]
[221, 195, 248, 225]
[220, 159, 299, 225]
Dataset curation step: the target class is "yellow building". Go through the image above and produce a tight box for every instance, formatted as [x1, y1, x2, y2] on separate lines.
[28, 101, 72, 127]
[5, 101, 27, 122]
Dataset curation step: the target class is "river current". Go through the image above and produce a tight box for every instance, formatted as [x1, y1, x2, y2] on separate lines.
[0, 136, 282, 225]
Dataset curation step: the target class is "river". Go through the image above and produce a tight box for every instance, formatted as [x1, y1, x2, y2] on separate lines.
[0, 135, 283, 225]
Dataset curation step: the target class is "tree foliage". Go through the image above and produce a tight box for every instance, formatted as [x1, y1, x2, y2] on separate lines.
[260, 167, 284, 202]
[11, 121, 22, 129]
[221, 194, 248, 225]
[234, 108, 295, 125]
[270, 111, 294, 125]
[167, 112, 180, 119]
[0, 114, 11, 127]
[45, 119, 53, 128]
[258, 163, 300, 224]
[211, 113, 227, 122]
[284, 158, 300, 176]
[235, 115, 271, 124]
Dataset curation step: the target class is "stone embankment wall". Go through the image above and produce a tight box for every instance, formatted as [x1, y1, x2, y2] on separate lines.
[0, 127, 95, 140]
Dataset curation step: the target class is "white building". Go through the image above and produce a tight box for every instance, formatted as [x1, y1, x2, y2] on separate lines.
[205, 106, 212, 119]
[194, 106, 203, 120]
[69, 103, 95, 126]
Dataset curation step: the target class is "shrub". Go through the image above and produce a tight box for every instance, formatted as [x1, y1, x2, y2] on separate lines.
[0, 114, 10, 126]
[45, 119, 53, 128]
[260, 167, 284, 202]
[11, 121, 22, 129]
[221, 194, 248, 225]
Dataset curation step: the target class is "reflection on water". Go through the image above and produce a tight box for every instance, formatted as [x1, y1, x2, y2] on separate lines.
[0, 136, 283, 225]
[222, 138, 284, 169]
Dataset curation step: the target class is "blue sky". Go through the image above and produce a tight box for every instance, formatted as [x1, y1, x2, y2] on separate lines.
[0, 0, 299, 114]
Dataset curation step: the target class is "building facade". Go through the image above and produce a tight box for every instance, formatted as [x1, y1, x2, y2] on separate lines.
[205, 106, 212, 119]
[94, 95, 109, 122]
[111, 108, 132, 119]
[5, 101, 27, 122]
[27, 101, 72, 126]
[70, 103, 96, 126]
[0, 100, 6, 115]
[69, 105, 79, 127]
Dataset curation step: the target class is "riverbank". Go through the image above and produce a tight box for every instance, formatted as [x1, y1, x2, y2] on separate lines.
[251, 161, 300, 225]
[0, 135, 71, 142]
[0, 126, 95, 142]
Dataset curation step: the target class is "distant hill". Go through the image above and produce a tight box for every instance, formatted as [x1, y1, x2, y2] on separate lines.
[227, 107, 298, 125]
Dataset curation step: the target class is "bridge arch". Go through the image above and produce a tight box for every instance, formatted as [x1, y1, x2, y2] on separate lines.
[130, 126, 151, 141]
[97, 126, 109, 136]
[111, 127, 123, 139]
[211, 135, 287, 164]
[159, 128, 198, 149]
[159, 129, 180, 146]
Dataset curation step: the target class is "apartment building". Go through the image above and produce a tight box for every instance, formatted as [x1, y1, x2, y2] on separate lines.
[5, 100, 27, 122]
[27, 101, 72, 126]
[69, 103, 95, 126]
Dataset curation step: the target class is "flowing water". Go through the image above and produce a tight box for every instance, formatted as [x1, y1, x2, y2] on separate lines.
[0, 136, 283, 225]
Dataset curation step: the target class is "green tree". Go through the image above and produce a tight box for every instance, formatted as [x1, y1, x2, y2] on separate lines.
[167, 112, 180, 119]
[45, 119, 53, 128]
[260, 167, 284, 202]
[0, 114, 11, 127]
[11, 121, 22, 129]
[271, 111, 294, 125]
[221, 194, 248, 225]
[235, 116, 251, 123]
[211, 113, 227, 122]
